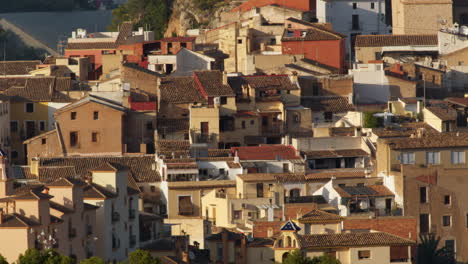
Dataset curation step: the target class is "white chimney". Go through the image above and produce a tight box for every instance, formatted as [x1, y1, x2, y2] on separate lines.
[72, 31, 77, 39]
[138, 27, 144, 35]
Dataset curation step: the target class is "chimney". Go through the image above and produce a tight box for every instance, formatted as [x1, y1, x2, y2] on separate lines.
[290, 71, 298, 85]
[222, 71, 228, 86]
[182, 251, 190, 264]
[30, 158, 40, 176]
[42, 187, 49, 195]
[49, 82, 54, 97]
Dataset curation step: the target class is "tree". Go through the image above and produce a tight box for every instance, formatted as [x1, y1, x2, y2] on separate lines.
[283, 250, 312, 264]
[363, 112, 382, 128]
[17, 249, 43, 264]
[17, 249, 72, 264]
[109, 0, 168, 39]
[417, 234, 455, 264]
[79, 257, 106, 264]
[128, 250, 160, 264]
[0, 254, 8, 264]
[310, 255, 341, 264]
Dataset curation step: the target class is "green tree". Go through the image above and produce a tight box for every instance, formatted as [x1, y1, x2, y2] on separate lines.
[79, 257, 106, 264]
[417, 234, 455, 264]
[363, 112, 382, 128]
[17, 249, 43, 264]
[283, 250, 312, 264]
[109, 0, 168, 39]
[0, 254, 8, 264]
[17, 249, 72, 264]
[310, 255, 341, 264]
[128, 250, 160, 264]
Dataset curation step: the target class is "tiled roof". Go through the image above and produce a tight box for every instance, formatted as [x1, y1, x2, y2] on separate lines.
[156, 140, 190, 152]
[241, 75, 299, 91]
[303, 149, 369, 158]
[156, 118, 189, 133]
[116, 22, 134, 45]
[206, 228, 243, 241]
[66, 42, 117, 50]
[47, 176, 84, 187]
[282, 26, 345, 42]
[372, 122, 437, 138]
[2, 77, 73, 102]
[334, 185, 394, 198]
[238, 173, 306, 183]
[0, 77, 28, 91]
[161, 36, 196, 42]
[305, 169, 367, 180]
[168, 180, 236, 189]
[298, 232, 414, 249]
[299, 209, 343, 223]
[227, 161, 242, 168]
[384, 132, 468, 149]
[208, 149, 232, 157]
[330, 127, 355, 137]
[355, 34, 438, 47]
[232, 145, 300, 160]
[446, 97, 468, 107]
[12, 185, 54, 200]
[159, 76, 206, 104]
[0, 61, 40, 75]
[90, 162, 118, 172]
[302, 96, 355, 112]
[425, 106, 457, 121]
[0, 213, 40, 228]
[83, 183, 118, 199]
[40, 155, 160, 182]
[166, 163, 198, 169]
[49, 201, 74, 214]
[193, 71, 236, 97]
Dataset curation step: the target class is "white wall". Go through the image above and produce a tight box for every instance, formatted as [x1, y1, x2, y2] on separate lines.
[438, 30, 468, 55]
[175, 49, 214, 76]
[47, 102, 69, 130]
[350, 63, 390, 104]
[313, 180, 348, 216]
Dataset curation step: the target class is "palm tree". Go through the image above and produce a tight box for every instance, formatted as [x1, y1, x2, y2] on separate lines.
[417, 233, 455, 264]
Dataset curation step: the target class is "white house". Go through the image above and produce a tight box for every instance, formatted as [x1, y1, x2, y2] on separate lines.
[316, 0, 390, 54]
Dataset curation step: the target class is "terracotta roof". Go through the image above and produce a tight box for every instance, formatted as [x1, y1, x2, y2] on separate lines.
[227, 161, 242, 168]
[302, 96, 355, 112]
[12, 185, 54, 200]
[298, 232, 414, 249]
[47, 176, 84, 187]
[0, 213, 41, 228]
[208, 149, 232, 157]
[334, 185, 394, 198]
[90, 162, 118, 172]
[372, 122, 437, 138]
[66, 42, 117, 50]
[159, 76, 206, 104]
[49, 201, 74, 214]
[40, 155, 160, 182]
[0, 61, 40, 75]
[156, 118, 189, 133]
[384, 132, 468, 149]
[156, 140, 190, 152]
[193, 71, 235, 97]
[425, 106, 457, 121]
[2, 77, 73, 102]
[161, 36, 196, 42]
[241, 75, 299, 91]
[231, 145, 300, 160]
[282, 25, 345, 42]
[0, 77, 28, 91]
[238, 173, 305, 183]
[116, 21, 134, 45]
[303, 149, 369, 158]
[299, 209, 343, 223]
[306, 168, 367, 180]
[446, 97, 468, 107]
[168, 180, 236, 189]
[355, 34, 438, 47]
[83, 183, 118, 199]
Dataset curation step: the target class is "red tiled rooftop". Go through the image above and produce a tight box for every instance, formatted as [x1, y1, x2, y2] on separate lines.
[232, 145, 300, 160]
[160, 36, 196, 42]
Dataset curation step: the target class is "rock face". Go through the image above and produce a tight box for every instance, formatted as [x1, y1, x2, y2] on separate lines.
[164, 0, 237, 37]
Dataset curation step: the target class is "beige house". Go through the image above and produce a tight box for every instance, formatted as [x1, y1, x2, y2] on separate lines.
[392, 0, 452, 35]
[377, 132, 468, 261]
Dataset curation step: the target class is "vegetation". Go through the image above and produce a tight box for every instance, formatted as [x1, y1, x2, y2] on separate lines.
[79, 257, 106, 264]
[0, 255, 8, 264]
[17, 249, 73, 264]
[193, 0, 225, 12]
[417, 234, 455, 264]
[363, 112, 383, 128]
[0, 27, 46, 61]
[283, 250, 341, 264]
[128, 250, 161, 264]
[109, 0, 169, 39]
[0, 0, 95, 13]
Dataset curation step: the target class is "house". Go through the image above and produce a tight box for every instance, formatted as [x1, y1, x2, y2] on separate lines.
[388, 98, 423, 118]
[0, 97, 10, 158]
[392, 0, 452, 35]
[36, 56, 91, 82]
[273, 219, 414, 263]
[281, 19, 346, 72]
[446, 97, 468, 127]
[423, 103, 457, 132]
[376, 132, 468, 261]
[231, 145, 302, 173]
[316, 0, 390, 55]
[148, 48, 217, 76]
[2, 76, 74, 164]
[354, 34, 438, 64]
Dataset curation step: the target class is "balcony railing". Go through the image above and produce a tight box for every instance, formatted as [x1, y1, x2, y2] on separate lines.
[129, 235, 137, 247]
[215, 192, 227, 198]
[256, 95, 282, 102]
[68, 228, 77, 239]
[112, 212, 120, 222]
[129, 209, 136, 220]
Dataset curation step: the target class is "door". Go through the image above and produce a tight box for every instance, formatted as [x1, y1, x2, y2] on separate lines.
[385, 198, 392, 215]
[256, 183, 264, 198]
[201, 122, 209, 135]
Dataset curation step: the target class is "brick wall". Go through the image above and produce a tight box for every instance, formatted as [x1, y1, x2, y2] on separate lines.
[252, 221, 285, 238]
[343, 217, 417, 240]
[121, 64, 159, 96]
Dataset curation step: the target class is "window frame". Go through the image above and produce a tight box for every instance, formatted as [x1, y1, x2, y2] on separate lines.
[426, 151, 440, 165]
[451, 151, 465, 164]
[400, 152, 415, 165]
[71, 112, 77, 120]
[25, 103, 34, 113]
[358, 250, 371, 260]
[442, 215, 452, 227]
[93, 111, 99, 120]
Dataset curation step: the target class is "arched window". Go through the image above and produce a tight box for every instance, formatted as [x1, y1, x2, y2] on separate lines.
[278, 239, 283, 247]
[293, 239, 296, 247]
[287, 236, 292, 247]
[267, 228, 273, 238]
[282, 252, 289, 262]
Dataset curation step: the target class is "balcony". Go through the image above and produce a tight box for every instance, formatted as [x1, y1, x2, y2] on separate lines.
[68, 228, 77, 239]
[285, 196, 325, 204]
[129, 235, 137, 247]
[112, 212, 120, 222]
[215, 192, 227, 199]
[256, 95, 282, 102]
[129, 209, 136, 220]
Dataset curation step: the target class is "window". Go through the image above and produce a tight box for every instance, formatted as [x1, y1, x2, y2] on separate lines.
[443, 215, 451, 227]
[352, 3, 357, 9]
[41, 138, 46, 145]
[287, 23, 292, 29]
[420, 187, 428, 203]
[93, 111, 99, 120]
[451, 151, 465, 164]
[324, 112, 333, 121]
[25, 103, 34, 113]
[237, 39, 243, 44]
[181, 42, 187, 48]
[444, 195, 451, 205]
[358, 250, 370, 259]
[220, 97, 227, 105]
[146, 122, 153, 130]
[400, 152, 415, 164]
[150, 186, 156, 192]
[71, 112, 77, 120]
[219, 168, 225, 175]
[233, 210, 241, 219]
[459, 61, 464, 66]
[216, 243, 223, 261]
[91, 132, 98, 143]
[70, 131, 78, 147]
[39, 121, 46, 131]
[242, 121, 246, 129]
[426, 151, 440, 165]
[445, 240, 455, 254]
[11, 151, 18, 159]
[312, 83, 320, 96]
[293, 114, 300, 123]
[10, 121, 18, 132]
[420, 214, 429, 234]
[370, 2, 375, 9]
[352, 15, 360, 30]
[256, 183, 264, 198]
